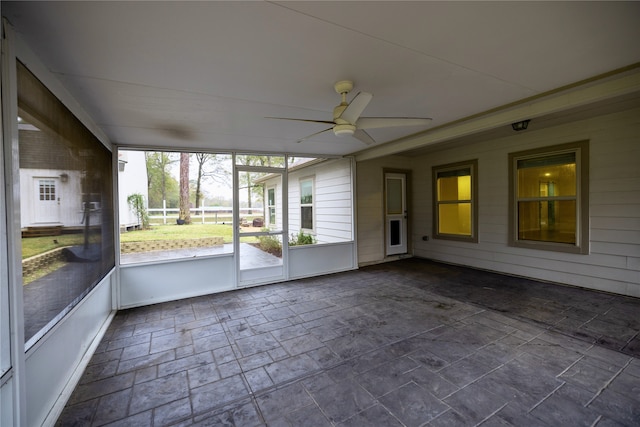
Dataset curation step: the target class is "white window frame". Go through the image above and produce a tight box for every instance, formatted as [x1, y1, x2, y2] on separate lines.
[299, 176, 315, 233]
[267, 185, 276, 227]
[509, 141, 589, 254]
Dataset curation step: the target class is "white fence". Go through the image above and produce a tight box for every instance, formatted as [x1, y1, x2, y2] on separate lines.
[148, 206, 263, 225]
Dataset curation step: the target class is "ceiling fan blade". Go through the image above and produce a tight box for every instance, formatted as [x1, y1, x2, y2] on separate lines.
[265, 117, 335, 125]
[356, 117, 432, 130]
[339, 92, 373, 125]
[353, 129, 376, 145]
[296, 127, 333, 143]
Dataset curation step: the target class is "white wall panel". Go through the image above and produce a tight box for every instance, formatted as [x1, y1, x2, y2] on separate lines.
[25, 272, 114, 427]
[240, 266, 284, 287]
[0, 377, 14, 427]
[289, 242, 356, 279]
[119, 255, 235, 308]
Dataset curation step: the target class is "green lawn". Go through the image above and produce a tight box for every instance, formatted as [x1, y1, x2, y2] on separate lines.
[22, 223, 236, 259]
[120, 223, 235, 243]
[22, 234, 87, 259]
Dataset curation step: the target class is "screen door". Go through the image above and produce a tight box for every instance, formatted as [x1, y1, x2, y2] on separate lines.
[385, 173, 407, 255]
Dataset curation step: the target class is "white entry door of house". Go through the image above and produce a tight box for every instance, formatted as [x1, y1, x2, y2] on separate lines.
[235, 166, 287, 287]
[34, 178, 61, 223]
[385, 173, 408, 255]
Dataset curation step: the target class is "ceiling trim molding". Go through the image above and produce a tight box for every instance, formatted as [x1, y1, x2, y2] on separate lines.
[355, 64, 640, 162]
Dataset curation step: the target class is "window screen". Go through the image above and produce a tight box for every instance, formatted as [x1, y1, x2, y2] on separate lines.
[18, 61, 114, 346]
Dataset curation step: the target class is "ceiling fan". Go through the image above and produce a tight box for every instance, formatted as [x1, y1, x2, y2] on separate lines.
[268, 80, 432, 145]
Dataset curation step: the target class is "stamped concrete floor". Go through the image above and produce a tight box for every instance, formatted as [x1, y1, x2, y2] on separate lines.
[57, 258, 640, 426]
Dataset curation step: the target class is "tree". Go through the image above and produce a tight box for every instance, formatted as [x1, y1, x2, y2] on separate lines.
[193, 153, 230, 208]
[178, 152, 191, 224]
[145, 152, 178, 208]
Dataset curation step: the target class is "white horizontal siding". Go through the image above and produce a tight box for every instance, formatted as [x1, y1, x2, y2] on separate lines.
[414, 243, 637, 295]
[591, 229, 640, 245]
[591, 216, 640, 230]
[591, 204, 640, 218]
[288, 158, 353, 243]
[317, 206, 352, 216]
[359, 105, 640, 297]
[591, 177, 640, 193]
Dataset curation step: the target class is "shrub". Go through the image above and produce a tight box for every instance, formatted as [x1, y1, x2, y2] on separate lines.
[289, 231, 316, 246]
[127, 193, 150, 229]
[258, 228, 282, 257]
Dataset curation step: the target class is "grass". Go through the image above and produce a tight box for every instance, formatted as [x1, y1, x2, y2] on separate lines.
[21, 223, 243, 286]
[120, 223, 235, 243]
[22, 234, 87, 259]
[22, 223, 250, 260]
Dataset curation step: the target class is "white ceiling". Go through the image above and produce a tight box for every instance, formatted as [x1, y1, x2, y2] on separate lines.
[3, 1, 640, 157]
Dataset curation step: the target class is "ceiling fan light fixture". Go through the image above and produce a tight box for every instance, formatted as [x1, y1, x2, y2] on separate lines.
[333, 124, 356, 136]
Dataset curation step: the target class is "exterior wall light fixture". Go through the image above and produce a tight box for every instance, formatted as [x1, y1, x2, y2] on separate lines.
[511, 119, 531, 131]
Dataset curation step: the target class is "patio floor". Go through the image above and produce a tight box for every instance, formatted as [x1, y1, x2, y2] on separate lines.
[56, 258, 640, 426]
[25, 244, 280, 342]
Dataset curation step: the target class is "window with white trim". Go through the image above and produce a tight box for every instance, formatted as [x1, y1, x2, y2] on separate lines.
[300, 177, 314, 231]
[509, 141, 589, 254]
[267, 186, 276, 226]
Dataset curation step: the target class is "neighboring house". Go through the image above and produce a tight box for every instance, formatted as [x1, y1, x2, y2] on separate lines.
[19, 128, 149, 232]
[118, 150, 149, 230]
[259, 157, 353, 244]
[19, 125, 103, 230]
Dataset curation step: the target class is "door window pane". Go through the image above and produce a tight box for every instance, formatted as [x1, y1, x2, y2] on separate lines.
[386, 179, 403, 214]
[238, 169, 268, 232]
[235, 154, 285, 168]
[39, 180, 56, 200]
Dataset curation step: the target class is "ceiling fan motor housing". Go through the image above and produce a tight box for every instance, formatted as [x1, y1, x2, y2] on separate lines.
[334, 80, 354, 95]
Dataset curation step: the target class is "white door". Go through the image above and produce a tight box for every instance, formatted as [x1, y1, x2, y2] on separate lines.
[235, 166, 287, 287]
[385, 173, 407, 255]
[34, 178, 61, 223]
